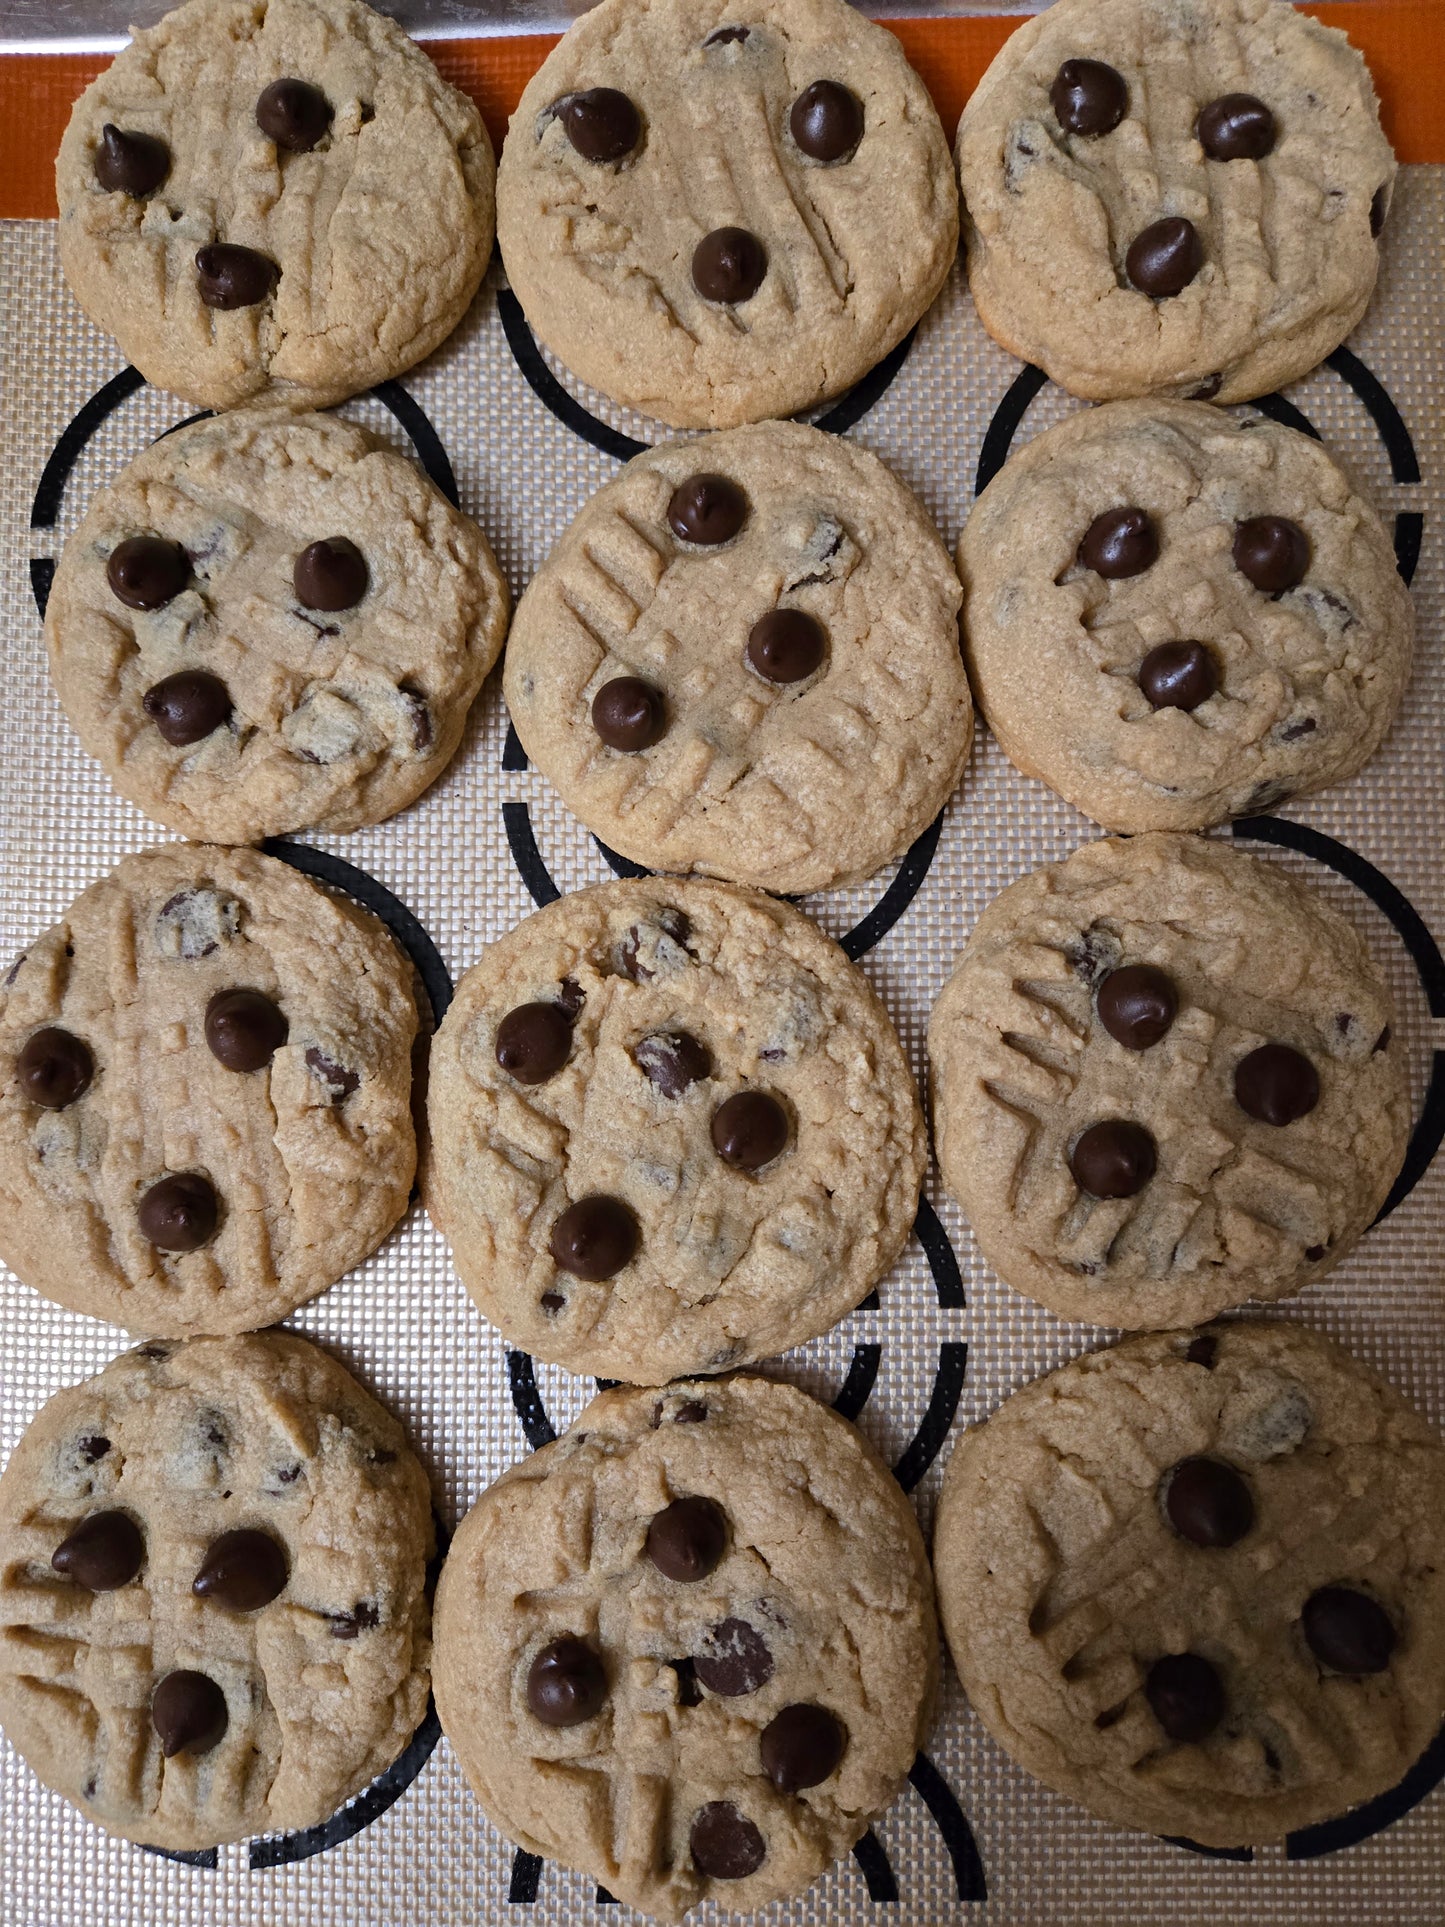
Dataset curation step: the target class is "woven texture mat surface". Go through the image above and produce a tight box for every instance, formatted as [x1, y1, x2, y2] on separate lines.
[1, 167, 1444, 1924]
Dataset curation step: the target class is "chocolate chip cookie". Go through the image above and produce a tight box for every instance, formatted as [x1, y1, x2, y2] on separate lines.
[927, 833, 1409, 1329]
[934, 1321, 1445, 1846]
[0, 1331, 433, 1851]
[504, 421, 971, 894]
[57, 0, 495, 409]
[960, 400, 1413, 831]
[434, 1374, 937, 1920]
[45, 405, 509, 844]
[425, 876, 926, 1383]
[495, 0, 957, 429]
[0, 843, 418, 1336]
[957, 0, 1395, 403]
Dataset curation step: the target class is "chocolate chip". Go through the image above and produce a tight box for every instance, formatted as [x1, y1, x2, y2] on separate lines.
[646, 1496, 727, 1583]
[205, 989, 287, 1072]
[51, 1511, 144, 1590]
[152, 1671, 228, 1756]
[527, 1635, 608, 1725]
[669, 1656, 703, 1705]
[1185, 1335, 1217, 1369]
[142, 670, 232, 747]
[761, 1704, 846, 1792]
[695, 1617, 774, 1696]
[1050, 58, 1128, 136]
[704, 23, 750, 43]
[192, 1528, 287, 1611]
[690, 1802, 766, 1880]
[399, 682, 432, 750]
[675, 1399, 708, 1422]
[746, 609, 826, 684]
[556, 87, 641, 162]
[196, 243, 278, 309]
[1078, 506, 1158, 578]
[1233, 516, 1310, 593]
[1234, 1044, 1319, 1125]
[1371, 185, 1389, 237]
[1197, 94, 1277, 161]
[615, 910, 693, 981]
[557, 977, 585, 1017]
[305, 1047, 359, 1102]
[78, 1435, 111, 1462]
[633, 1030, 712, 1097]
[711, 1091, 789, 1171]
[1067, 927, 1119, 987]
[549, 1196, 638, 1280]
[540, 1290, 566, 1313]
[1096, 965, 1177, 1050]
[692, 227, 767, 304]
[1278, 717, 1317, 742]
[1302, 1586, 1396, 1675]
[17, 1027, 93, 1108]
[667, 475, 749, 545]
[1126, 218, 1204, 298]
[593, 677, 665, 752]
[138, 1172, 219, 1252]
[107, 535, 189, 611]
[789, 80, 863, 162]
[1305, 1243, 1326, 1261]
[1138, 639, 1217, 712]
[1164, 1458, 1254, 1547]
[495, 1002, 573, 1084]
[94, 124, 170, 195]
[294, 537, 368, 611]
[1068, 1120, 1156, 1198]
[1145, 1653, 1224, 1742]
[1188, 373, 1224, 401]
[255, 78, 333, 152]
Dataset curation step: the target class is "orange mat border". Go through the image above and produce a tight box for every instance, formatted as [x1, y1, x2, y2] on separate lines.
[0, 3, 1439, 221]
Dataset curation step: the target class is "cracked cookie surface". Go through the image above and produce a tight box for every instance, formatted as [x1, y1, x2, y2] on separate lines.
[934, 1321, 1445, 1846]
[927, 834, 1408, 1329]
[0, 843, 418, 1336]
[960, 400, 1413, 832]
[434, 1375, 937, 1921]
[45, 405, 509, 844]
[425, 876, 926, 1383]
[957, 0, 1395, 403]
[0, 1331, 433, 1850]
[57, 0, 495, 409]
[504, 421, 970, 894]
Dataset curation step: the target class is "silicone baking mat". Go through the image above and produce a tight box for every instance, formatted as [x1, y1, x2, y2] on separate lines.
[2, 10, 1444, 1924]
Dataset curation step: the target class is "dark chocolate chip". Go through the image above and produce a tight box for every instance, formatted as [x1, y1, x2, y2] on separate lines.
[760, 1703, 846, 1792]
[95, 123, 170, 195]
[746, 609, 826, 684]
[1078, 506, 1158, 578]
[152, 1671, 228, 1757]
[527, 1635, 608, 1725]
[255, 78, 333, 152]
[1302, 1586, 1396, 1675]
[142, 670, 232, 748]
[51, 1511, 144, 1591]
[540, 1290, 566, 1314]
[1068, 1120, 1156, 1198]
[1371, 184, 1389, 237]
[615, 908, 693, 981]
[1234, 1043, 1319, 1125]
[633, 1030, 712, 1097]
[593, 677, 666, 752]
[1185, 1335, 1217, 1369]
[192, 1528, 288, 1611]
[294, 537, 368, 611]
[556, 87, 641, 163]
[204, 989, 287, 1072]
[789, 80, 863, 162]
[704, 24, 750, 44]
[1163, 1458, 1254, 1547]
[1188, 373, 1224, 401]
[667, 475, 749, 545]
[675, 1399, 708, 1422]
[557, 977, 585, 1017]
[670, 1656, 703, 1705]
[711, 1090, 789, 1171]
[1278, 717, 1317, 742]
[1145, 1652, 1224, 1742]
[694, 1617, 774, 1696]
[692, 226, 767, 304]
[78, 1435, 111, 1462]
[399, 682, 432, 749]
[325, 1600, 379, 1639]
[495, 1002, 574, 1084]
[1126, 217, 1204, 297]
[137, 1172, 219, 1252]
[1096, 965, 1177, 1049]
[691, 1802, 766, 1880]
[1197, 94, 1277, 161]
[305, 1047, 359, 1102]
[196, 242, 278, 309]
[549, 1196, 638, 1280]
[17, 1027, 93, 1109]
[646, 1495, 727, 1583]
[1305, 1243, 1326, 1261]
[107, 535, 189, 611]
[1233, 517, 1311, 593]
[1050, 58, 1128, 136]
[1138, 639, 1218, 712]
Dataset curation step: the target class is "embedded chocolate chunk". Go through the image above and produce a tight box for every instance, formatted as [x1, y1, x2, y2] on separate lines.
[192, 1528, 288, 1611]
[593, 677, 666, 752]
[495, 1002, 574, 1084]
[692, 227, 767, 304]
[746, 609, 826, 684]
[1078, 506, 1157, 578]
[527, 1635, 607, 1725]
[1234, 1044, 1319, 1125]
[107, 535, 189, 611]
[1050, 59, 1128, 137]
[1126, 218, 1204, 297]
[760, 1703, 846, 1792]
[143, 670, 232, 747]
[256, 78, 333, 152]
[94, 124, 170, 195]
[556, 88, 641, 163]
[52, 1511, 144, 1591]
[1145, 1652, 1224, 1741]
[196, 243, 278, 309]
[690, 1802, 766, 1879]
[646, 1495, 727, 1582]
[790, 80, 863, 163]
[1138, 640, 1217, 711]
[711, 1091, 789, 1171]
[294, 537, 368, 611]
[152, 1670, 228, 1756]
[667, 475, 749, 545]
[1197, 94, 1277, 161]
[1302, 1586, 1396, 1675]
[204, 989, 287, 1072]
[1163, 1458, 1254, 1547]
[138, 1172, 219, 1252]
[1096, 965, 1177, 1050]
[305, 1047, 360, 1102]
[549, 1196, 638, 1280]
[633, 1030, 712, 1097]
[1068, 1120, 1156, 1198]
[1234, 516, 1311, 593]
[1185, 1335, 1218, 1369]
[694, 1616, 774, 1696]
[17, 1027, 94, 1108]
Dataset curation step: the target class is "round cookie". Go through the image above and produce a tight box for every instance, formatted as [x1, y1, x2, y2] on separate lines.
[957, 0, 1395, 404]
[0, 1331, 434, 1851]
[57, 0, 495, 409]
[0, 843, 418, 1336]
[960, 400, 1413, 832]
[426, 876, 926, 1383]
[504, 421, 971, 894]
[434, 1374, 937, 1920]
[45, 405, 509, 844]
[927, 834, 1409, 1329]
[934, 1321, 1445, 1846]
[495, 0, 958, 430]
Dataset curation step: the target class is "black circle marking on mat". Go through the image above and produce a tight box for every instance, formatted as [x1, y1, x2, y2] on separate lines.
[1164, 1835, 1255, 1862]
[369, 378, 460, 507]
[502, 800, 562, 909]
[29, 557, 55, 622]
[832, 1343, 884, 1422]
[139, 1844, 221, 1869]
[839, 811, 945, 961]
[30, 363, 146, 529]
[893, 1342, 968, 1493]
[908, 1752, 989, 1901]
[1248, 390, 1322, 441]
[1327, 345, 1422, 484]
[850, 1827, 901, 1901]
[1286, 1719, 1445, 1859]
[914, 1194, 967, 1308]
[974, 362, 1048, 496]
[594, 835, 651, 881]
